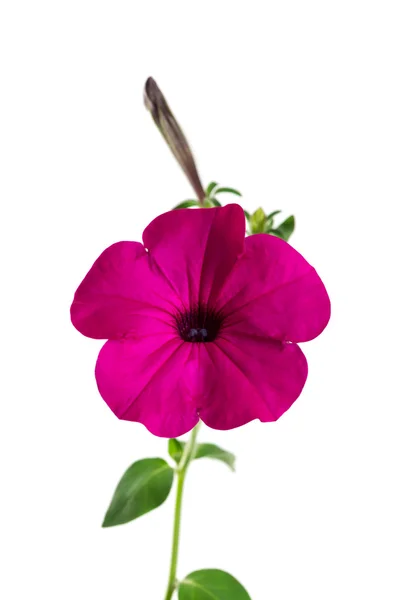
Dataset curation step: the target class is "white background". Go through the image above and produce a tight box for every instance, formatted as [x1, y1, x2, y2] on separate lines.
[1, 1, 399, 598]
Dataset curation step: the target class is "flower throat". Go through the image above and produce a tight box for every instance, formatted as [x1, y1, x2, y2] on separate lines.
[175, 305, 223, 342]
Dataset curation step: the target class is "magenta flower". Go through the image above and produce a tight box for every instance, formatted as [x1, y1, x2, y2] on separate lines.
[71, 204, 330, 438]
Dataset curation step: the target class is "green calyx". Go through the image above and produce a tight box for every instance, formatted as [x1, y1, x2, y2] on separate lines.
[246, 207, 295, 241]
[173, 181, 242, 210]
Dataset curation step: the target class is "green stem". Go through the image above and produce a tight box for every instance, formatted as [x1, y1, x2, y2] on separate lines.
[164, 423, 201, 600]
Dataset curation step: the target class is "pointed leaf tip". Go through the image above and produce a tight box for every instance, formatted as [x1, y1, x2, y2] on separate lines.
[273, 215, 295, 241]
[195, 443, 236, 471]
[267, 209, 282, 220]
[214, 187, 242, 197]
[205, 181, 218, 196]
[168, 438, 184, 464]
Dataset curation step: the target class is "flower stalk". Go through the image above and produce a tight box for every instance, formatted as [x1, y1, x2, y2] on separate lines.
[164, 423, 201, 600]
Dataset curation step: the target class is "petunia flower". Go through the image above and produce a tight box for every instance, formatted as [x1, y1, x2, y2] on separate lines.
[71, 204, 330, 438]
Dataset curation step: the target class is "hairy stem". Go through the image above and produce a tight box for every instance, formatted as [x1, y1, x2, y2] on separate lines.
[163, 423, 201, 600]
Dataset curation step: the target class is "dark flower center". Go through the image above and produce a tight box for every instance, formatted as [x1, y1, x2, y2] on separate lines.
[175, 305, 223, 342]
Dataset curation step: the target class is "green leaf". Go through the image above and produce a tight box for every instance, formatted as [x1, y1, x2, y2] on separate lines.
[195, 443, 235, 471]
[102, 458, 174, 527]
[214, 187, 242, 197]
[168, 438, 184, 464]
[205, 181, 218, 196]
[264, 209, 282, 231]
[267, 209, 282, 220]
[243, 209, 251, 221]
[273, 215, 295, 241]
[179, 569, 251, 600]
[167, 441, 235, 471]
[210, 197, 222, 207]
[173, 200, 199, 209]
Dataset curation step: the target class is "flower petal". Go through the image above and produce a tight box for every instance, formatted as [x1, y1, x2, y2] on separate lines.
[95, 337, 199, 437]
[197, 333, 308, 430]
[216, 234, 330, 342]
[142, 204, 245, 307]
[71, 242, 178, 340]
